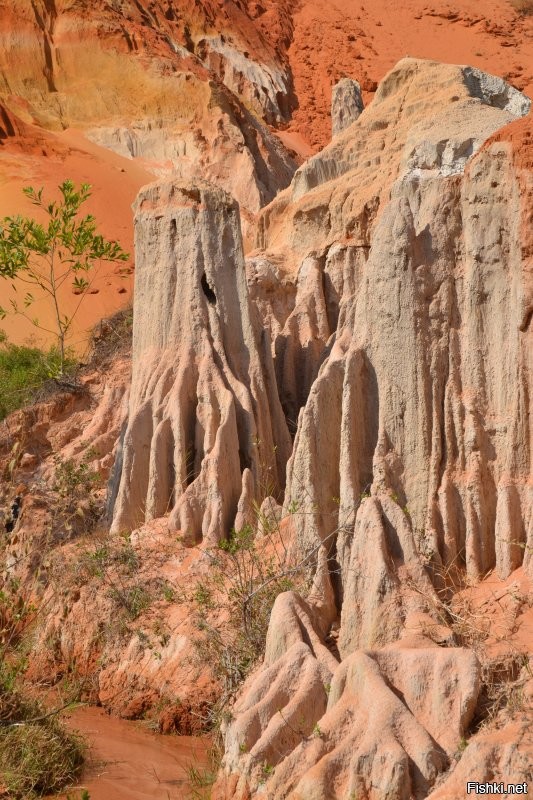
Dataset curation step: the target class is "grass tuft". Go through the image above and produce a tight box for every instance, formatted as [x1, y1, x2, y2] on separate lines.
[0, 665, 84, 798]
[0, 331, 75, 420]
[0, 719, 84, 798]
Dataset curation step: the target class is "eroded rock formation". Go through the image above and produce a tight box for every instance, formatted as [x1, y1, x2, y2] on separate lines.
[0, 0, 297, 213]
[214, 58, 533, 798]
[1, 42, 533, 797]
[331, 78, 364, 137]
[255, 58, 532, 587]
[111, 180, 291, 542]
[216, 591, 480, 800]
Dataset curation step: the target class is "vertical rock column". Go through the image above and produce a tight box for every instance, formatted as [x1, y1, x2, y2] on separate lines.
[331, 77, 364, 138]
[111, 180, 291, 543]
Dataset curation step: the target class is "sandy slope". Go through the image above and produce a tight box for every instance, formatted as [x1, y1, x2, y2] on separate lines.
[284, 0, 533, 149]
[0, 125, 150, 349]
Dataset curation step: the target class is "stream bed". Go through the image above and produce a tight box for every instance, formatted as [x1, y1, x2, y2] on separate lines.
[50, 706, 211, 799]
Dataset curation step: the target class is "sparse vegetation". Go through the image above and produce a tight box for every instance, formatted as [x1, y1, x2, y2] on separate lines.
[509, 0, 533, 14]
[0, 180, 129, 374]
[89, 306, 133, 365]
[186, 757, 219, 800]
[407, 550, 533, 742]
[187, 522, 306, 725]
[0, 332, 74, 420]
[0, 303, 132, 424]
[0, 604, 84, 800]
[109, 584, 152, 620]
[0, 714, 84, 799]
[0, 452, 105, 796]
[45, 455, 103, 543]
[260, 761, 274, 781]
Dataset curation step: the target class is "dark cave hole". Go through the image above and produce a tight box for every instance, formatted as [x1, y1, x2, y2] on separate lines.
[201, 273, 217, 305]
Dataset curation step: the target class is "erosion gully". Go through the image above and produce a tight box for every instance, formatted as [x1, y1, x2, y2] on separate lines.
[48, 706, 210, 800]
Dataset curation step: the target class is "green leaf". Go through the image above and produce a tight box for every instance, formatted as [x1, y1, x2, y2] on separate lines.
[73, 276, 89, 291]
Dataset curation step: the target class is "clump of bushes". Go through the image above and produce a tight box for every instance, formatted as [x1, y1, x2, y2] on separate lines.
[0, 332, 72, 420]
[0, 664, 84, 798]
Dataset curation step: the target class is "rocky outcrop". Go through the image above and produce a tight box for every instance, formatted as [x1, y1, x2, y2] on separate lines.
[331, 77, 364, 137]
[427, 716, 533, 800]
[215, 58, 533, 798]
[266, 0, 533, 152]
[260, 59, 531, 244]
[111, 180, 291, 542]
[0, 104, 22, 142]
[215, 591, 480, 800]
[260, 59, 533, 590]
[85, 81, 296, 214]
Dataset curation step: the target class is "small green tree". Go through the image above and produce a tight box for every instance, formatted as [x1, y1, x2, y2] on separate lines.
[0, 180, 129, 374]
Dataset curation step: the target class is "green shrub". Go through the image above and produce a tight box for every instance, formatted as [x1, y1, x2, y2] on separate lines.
[0, 719, 84, 798]
[0, 180, 129, 374]
[0, 331, 72, 420]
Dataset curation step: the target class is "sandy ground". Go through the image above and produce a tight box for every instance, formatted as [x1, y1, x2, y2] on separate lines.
[284, 0, 533, 149]
[49, 706, 210, 800]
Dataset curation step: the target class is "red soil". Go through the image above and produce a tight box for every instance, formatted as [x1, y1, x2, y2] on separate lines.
[283, 0, 533, 150]
[49, 706, 209, 800]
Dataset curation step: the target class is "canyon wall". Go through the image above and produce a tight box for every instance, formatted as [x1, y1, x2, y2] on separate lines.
[14, 54, 526, 795]
[210, 58, 533, 799]
[0, 0, 297, 213]
[2, 13, 532, 790]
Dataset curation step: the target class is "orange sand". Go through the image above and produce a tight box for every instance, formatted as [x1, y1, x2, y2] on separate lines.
[0, 125, 151, 351]
[284, 0, 533, 150]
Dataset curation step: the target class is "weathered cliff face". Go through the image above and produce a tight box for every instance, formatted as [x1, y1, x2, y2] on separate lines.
[111, 180, 291, 543]
[217, 592, 481, 800]
[213, 58, 533, 799]
[331, 78, 364, 138]
[0, 0, 295, 127]
[0, 0, 296, 213]
[281, 63, 532, 592]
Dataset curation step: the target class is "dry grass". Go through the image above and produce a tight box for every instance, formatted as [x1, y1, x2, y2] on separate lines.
[509, 0, 533, 14]
[0, 718, 84, 799]
[0, 666, 84, 798]
[406, 552, 533, 739]
[87, 306, 133, 368]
